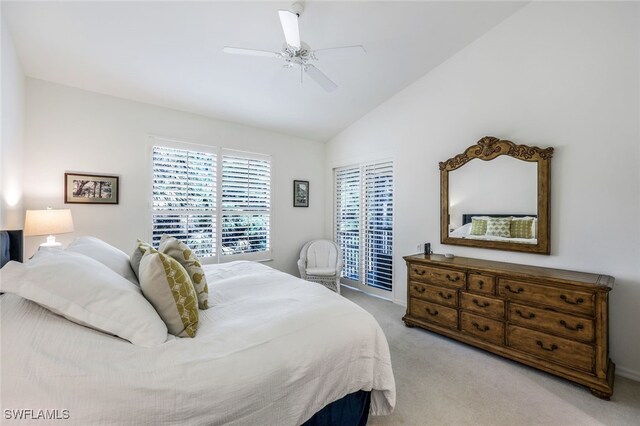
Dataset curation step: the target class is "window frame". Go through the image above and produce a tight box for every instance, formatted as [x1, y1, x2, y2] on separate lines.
[148, 136, 273, 263]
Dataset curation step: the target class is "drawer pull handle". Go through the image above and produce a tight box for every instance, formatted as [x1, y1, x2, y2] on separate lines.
[438, 291, 453, 300]
[472, 299, 490, 308]
[472, 322, 490, 332]
[536, 340, 558, 352]
[560, 295, 584, 305]
[446, 274, 460, 282]
[413, 286, 426, 293]
[413, 269, 426, 276]
[505, 285, 524, 294]
[477, 280, 484, 289]
[559, 320, 584, 332]
[425, 307, 439, 317]
[515, 310, 535, 319]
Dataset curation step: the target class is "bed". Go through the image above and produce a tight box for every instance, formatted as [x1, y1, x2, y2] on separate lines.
[449, 213, 538, 244]
[0, 237, 395, 425]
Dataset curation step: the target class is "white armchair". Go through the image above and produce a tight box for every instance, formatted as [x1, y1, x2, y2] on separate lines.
[297, 240, 344, 294]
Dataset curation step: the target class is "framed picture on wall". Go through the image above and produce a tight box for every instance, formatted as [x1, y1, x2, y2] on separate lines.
[293, 180, 309, 207]
[65, 173, 119, 204]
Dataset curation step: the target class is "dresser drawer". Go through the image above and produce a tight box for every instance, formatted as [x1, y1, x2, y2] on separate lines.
[467, 273, 496, 295]
[461, 312, 504, 345]
[409, 281, 458, 308]
[498, 279, 594, 315]
[508, 303, 594, 343]
[507, 325, 594, 372]
[408, 264, 466, 288]
[410, 299, 458, 329]
[460, 292, 504, 320]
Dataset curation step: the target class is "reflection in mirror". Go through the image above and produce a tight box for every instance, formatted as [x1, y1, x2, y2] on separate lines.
[440, 136, 553, 255]
[448, 156, 537, 244]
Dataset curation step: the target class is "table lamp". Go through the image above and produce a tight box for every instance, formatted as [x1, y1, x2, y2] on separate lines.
[24, 208, 74, 247]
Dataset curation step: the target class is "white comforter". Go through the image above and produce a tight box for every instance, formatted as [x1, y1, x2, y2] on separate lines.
[0, 261, 395, 425]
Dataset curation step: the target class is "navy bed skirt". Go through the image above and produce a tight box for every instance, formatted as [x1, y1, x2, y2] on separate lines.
[301, 390, 371, 426]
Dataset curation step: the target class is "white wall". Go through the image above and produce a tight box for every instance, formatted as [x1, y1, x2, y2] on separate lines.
[23, 79, 325, 276]
[325, 2, 640, 379]
[1, 16, 25, 230]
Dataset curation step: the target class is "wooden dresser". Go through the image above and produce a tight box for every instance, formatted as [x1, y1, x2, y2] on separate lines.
[402, 254, 615, 399]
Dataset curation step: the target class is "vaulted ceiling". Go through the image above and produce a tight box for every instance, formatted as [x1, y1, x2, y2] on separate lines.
[3, 1, 526, 141]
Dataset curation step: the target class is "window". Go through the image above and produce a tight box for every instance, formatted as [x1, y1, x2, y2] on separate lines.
[335, 167, 361, 281]
[152, 146, 217, 258]
[221, 152, 271, 256]
[335, 160, 393, 293]
[151, 139, 271, 261]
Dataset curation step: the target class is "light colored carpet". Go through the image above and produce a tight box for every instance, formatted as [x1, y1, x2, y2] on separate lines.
[342, 287, 640, 426]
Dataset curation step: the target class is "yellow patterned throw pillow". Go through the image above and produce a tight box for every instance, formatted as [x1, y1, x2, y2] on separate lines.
[139, 248, 199, 338]
[130, 239, 153, 279]
[510, 219, 534, 239]
[159, 235, 209, 310]
[470, 218, 488, 235]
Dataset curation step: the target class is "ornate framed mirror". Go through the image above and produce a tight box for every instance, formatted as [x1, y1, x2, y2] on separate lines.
[440, 136, 553, 254]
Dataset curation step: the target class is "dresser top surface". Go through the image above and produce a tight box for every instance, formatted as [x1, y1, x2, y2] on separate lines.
[404, 254, 614, 289]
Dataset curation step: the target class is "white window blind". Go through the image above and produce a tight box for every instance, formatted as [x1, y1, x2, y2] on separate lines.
[151, 141, 271, 261]
[335, 160, 393, 292]
[335, 167, 361, 281]
[152, 146, 217, 258]
[363, 161, 394, 291]
[221, 152, 271, 256]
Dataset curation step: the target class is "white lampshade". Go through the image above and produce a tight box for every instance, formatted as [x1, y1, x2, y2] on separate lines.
[24, 209, 74, 237]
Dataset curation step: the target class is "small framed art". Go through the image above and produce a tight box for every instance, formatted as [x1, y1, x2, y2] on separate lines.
[65, 173, 119, 204]
[293, 180, 309, 207]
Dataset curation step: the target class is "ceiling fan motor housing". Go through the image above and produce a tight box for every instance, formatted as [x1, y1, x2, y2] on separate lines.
[290, 2, 304, 17]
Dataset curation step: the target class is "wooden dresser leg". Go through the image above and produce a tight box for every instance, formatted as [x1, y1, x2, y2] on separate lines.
[589, 388, 611, 401]
[402, 318, 415, 328]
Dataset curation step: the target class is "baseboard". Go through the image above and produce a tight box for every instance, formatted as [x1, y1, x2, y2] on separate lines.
[393, 298, 407, 308]
[616, 366, 640, 382]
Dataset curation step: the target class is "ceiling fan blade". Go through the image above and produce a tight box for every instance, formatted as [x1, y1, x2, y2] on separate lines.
[312, 45, 366, 57]
[305, 64, 338, 92]
[278, 10, 301, 50]
[222, 47, 280, 58]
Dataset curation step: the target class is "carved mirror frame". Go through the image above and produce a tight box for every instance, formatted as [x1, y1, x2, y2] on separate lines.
[440, 136, 554, 255]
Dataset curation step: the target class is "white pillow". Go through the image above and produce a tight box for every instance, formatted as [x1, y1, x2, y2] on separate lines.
[485, 217, 512, 237]
[0, 251, 168, 347]
[450, 222, 472, 237]
[66, 236, 138, 285]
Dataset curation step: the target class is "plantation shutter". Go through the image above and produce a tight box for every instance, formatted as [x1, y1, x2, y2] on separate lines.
[334, 160, 393, 292]
[363, 161, 394, 290]
[152, 145, 217, 258]
[335, 167, 361, 281]
[221, 151, 271, 256]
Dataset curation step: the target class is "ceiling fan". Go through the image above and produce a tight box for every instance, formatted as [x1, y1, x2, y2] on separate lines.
[223, 2, 365, 92]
